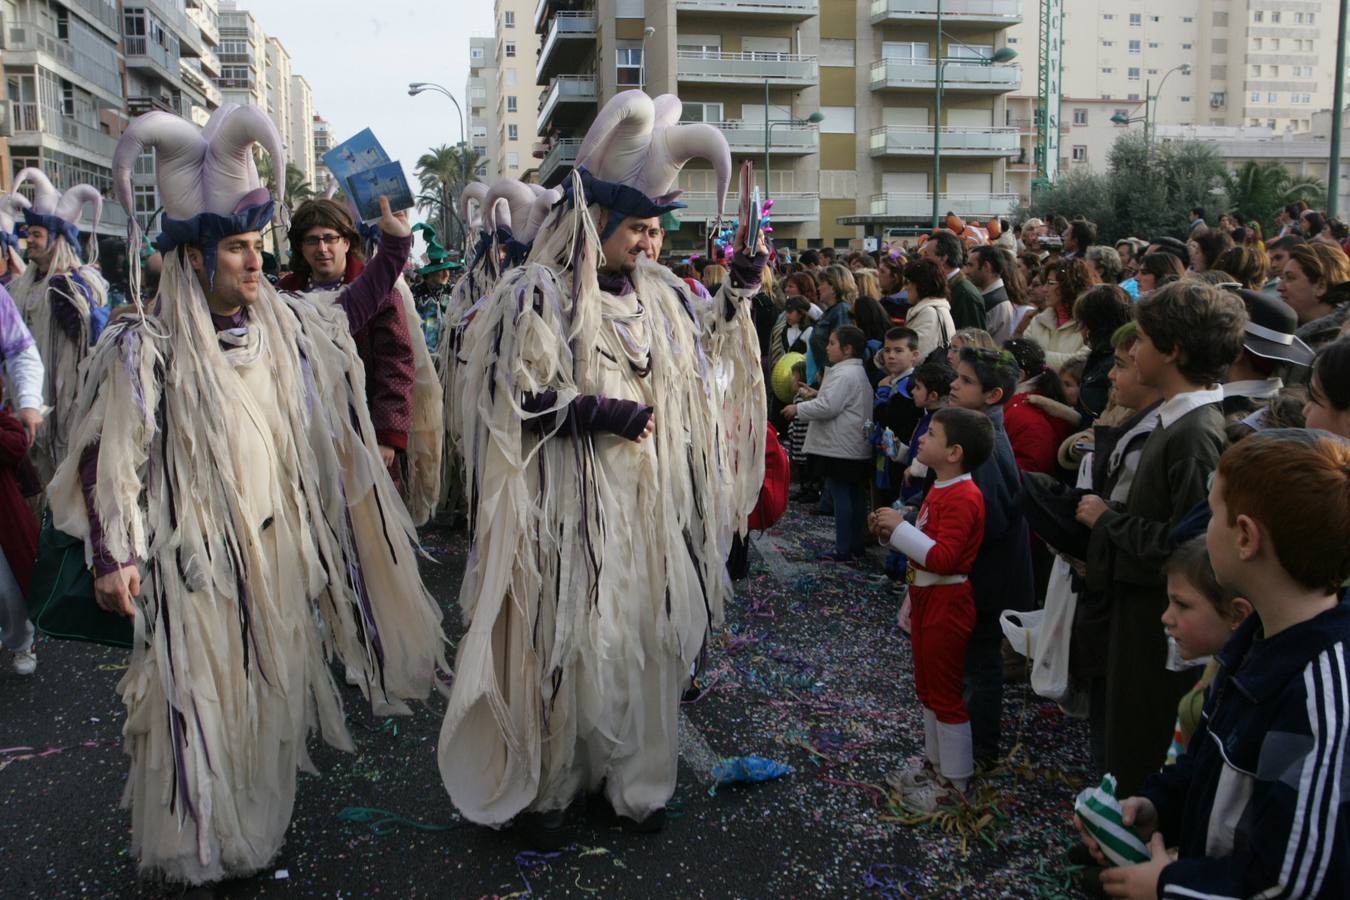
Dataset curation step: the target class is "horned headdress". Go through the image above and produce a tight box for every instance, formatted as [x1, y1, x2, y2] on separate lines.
[8, 168, 103, 263]
[112, 104, 286, 292]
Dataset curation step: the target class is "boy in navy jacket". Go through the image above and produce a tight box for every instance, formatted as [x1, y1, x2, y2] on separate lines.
[1077, 429, 1350, 898]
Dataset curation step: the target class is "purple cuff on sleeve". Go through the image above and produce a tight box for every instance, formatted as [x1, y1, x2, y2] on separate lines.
[729, 250, 769, 291]
[522, 391, 653, 441]
[79, 444, 132, 577]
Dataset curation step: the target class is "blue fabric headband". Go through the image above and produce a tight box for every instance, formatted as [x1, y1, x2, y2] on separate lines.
[155, 200, 275, 286]
[561, 167, 686, 241]
[22, 209, 81, 257]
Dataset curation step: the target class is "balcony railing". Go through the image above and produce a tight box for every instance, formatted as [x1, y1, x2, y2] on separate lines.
[186, 3, 220, 44]
[675, 191, 819, 222]
[675, 0, 818, 18]
[537, 75, 598, 134]
[869, 126, 1020, 156]
[124, 34, 183, 85]
[870, 58, 1020, 92]
[11, 102, 118, 161]
[129, 0, 198, 51]
[677, 50, 818, 86]
[709, 120, 819, 154]
[2, 17, 124, 99]
[868, 192, 1019, 218]
[180, 59, 222, 106]
[536, 11, 597, 84]
[70, 0, 122, 35]
[197, 46, 221, 76]
[870, 0, 1022, 26]
[539, 138, 583, 185]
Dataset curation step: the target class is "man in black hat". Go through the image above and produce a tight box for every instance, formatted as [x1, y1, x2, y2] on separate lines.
[1221, 289, 1314, 418]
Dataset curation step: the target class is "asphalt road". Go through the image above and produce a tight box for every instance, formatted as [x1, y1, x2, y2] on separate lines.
[1, 504, 1095, 899]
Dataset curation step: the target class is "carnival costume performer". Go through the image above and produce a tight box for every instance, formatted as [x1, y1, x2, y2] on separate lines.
[45, 105, 447, 885]
[437, 91, 767, 840]
[5, 169, 108, 482]
[410, 222, 460, 358]
[0, 194, 44, 446]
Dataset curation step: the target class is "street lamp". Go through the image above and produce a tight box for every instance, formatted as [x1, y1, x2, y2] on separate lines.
[410, 80, 469, 245]
[929, 2, 1017, 228]
[762, 98, 824, 207]
[640, 26, 655, 90]
[1109, 64, 1190, 145]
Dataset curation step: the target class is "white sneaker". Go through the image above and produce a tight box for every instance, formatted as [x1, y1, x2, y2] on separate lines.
[885, 761, 936, 792]
[12, 647, 36, 676]
[897, 778, 959, 814]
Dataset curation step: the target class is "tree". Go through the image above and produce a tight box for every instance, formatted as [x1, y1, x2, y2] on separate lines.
[1028, 133, 1230, 244]
[1223, 161, 1324, 233]
[416, 144, 487, 249]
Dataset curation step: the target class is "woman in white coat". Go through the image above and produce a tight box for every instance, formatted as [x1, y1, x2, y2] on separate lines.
[899, 257, 957, 360]
[1022, 257, 1096, 369]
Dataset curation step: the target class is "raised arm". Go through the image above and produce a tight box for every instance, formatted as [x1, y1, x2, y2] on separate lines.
[335, 196, 413, 333]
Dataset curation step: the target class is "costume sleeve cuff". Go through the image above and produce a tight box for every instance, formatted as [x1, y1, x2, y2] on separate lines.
[888, 521, 935, 564]
[376, 430, 408, 451]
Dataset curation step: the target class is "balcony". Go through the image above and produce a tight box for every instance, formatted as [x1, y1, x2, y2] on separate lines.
[539, 138, 583, 186]
[677, 50, 818, 87]
[1, 17, 124, 101]
[128, 0, 200, 54]
[675, 0, 818, 20]
[537, 75, 598, 135]
[127, 94, 187, 118]
[536, 11, 597, 85]
[674, 191, 819, 223]
[11, 102, 117, 162]
[124, 34, 186, 87]
[711, 121, 818, 155]
[180, 60, 222, 106]
[869, 126, 1020, 157]
[197, 46, 221, 76]
[534, 0, 589, 31]
[870, 58, 1019, 93]
[867, 192, 1019, 219]
[186, 2, 220, 45]
[870, 0, 1022, 27]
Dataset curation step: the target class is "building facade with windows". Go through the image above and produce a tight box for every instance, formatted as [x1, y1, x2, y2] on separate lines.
[312, 113, 334, 194]
[467, 35, 498, 177]
[492, 0, 544, 180]
[216, 0, 266, 109]
[263, 37, 292, 168]
[289, 74, 315, 189]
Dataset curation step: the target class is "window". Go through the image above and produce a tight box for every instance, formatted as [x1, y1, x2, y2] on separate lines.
[470, 46, 484, 62]
[1114, 108, 1130, 121]
[508, 124, 518, 140]
[1150, 15, 1160, 22]
[1148, 68, 1159, 75]
[1182, 43, 1192, 50]
[1101, 67, 1114, 74]
[506, 95, 517, 112]
[1253, 38, 1262, 50]
[504, 10, 515, 27]
[1129, 13, 1141, 25]
[1251, 65, 1262, 77]
[1270, 39, 1280, 51]
[1210, 92, 1226, 108]
[1182, 16, 1193, 23]
[1148, 42, 1160, 49]
[1270, 11, 1280, 23]
[1179, 95, 1191, 102]
[1271, 66, 1280, 77]
[1072, 108, 1088, 125]
[1102, 39, 1114, 47]
[881, 41, 928, 63]
[817, 106, 855, 134]
[1308, 13, 1315, 24]
[1103, 13, 1115, 20]
[680, 101, 724, 122]
[504, 69, 517, 86]
[507, 151, 519, 170]
[1251, 91, 1261, 102]
[1127, 93, 1140, 101]
[133, 183, 157, 217]
[1268, 92, 1278, 103]
[1128, 67, 1140, 81]
[1253, 11, 1263, 23]
[1294, 12, 1303, 24]
[1072, 145, 1087, 161]
[617, 47, 644, 85]
[504, 41, 516, 58]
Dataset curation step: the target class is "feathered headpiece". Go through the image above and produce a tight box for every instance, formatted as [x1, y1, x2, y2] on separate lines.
[112, 104, 286, 290]
[567, 90, 731, 240]
[8, 168, 102, 262]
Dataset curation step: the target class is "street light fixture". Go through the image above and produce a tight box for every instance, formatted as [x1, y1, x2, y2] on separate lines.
[763, 105, 824, 208]
[1108, 64, 1190, 145]
[410, 80, 470, 245]
[928, 13, 1018, 229]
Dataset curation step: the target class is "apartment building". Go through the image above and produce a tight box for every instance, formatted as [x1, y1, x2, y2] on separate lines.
[182, 0, 222, 126]
[493, 0, 544, 180]
[217, 0, 265, 109]
[312, 114, 334, 193]
[289, 74, 315, 187]
[1006, 0, 1350, 200]
[528, 0, 1019, 248]
[264, 38, 292, 166]
[0, 0, 126, 229]
[468, 35, 498, 176]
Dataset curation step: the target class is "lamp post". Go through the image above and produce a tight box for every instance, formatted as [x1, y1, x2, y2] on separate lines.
[641, 25, 655, 91]
[761, 81, 823, 207]
[1109, 64, 1189, 145]
[410, 81, 469, 244]
[928, 1, 1017, 229]
[1329, 0, 1347, 219]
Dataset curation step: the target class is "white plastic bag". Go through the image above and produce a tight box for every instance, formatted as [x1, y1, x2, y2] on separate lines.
[1000, 555, 1079, 705]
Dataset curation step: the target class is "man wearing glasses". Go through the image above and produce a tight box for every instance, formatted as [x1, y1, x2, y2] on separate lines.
[281, 199, 415, 485]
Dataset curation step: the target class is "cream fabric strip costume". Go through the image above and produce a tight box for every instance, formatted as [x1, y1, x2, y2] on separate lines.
[437, 91, 765, 825]
[45, 105, 447, 884]
[4, 170, 109, 483]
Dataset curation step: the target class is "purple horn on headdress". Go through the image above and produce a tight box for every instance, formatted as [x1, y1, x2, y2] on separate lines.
[652, 94, 684, 129]
[113, 112, 207, 221]
[484, 180, 536, 238]
[11, 168, 60, 215]
[204, 104, 286, 215]
[574, 90, 656, 186]
[637, 120, 732, 210]
[54, 184, 103, 235]
[461, 181, 489, 232]
[521, 187, 563, 243]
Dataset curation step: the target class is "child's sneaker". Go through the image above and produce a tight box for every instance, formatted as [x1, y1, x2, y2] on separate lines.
[885, 760, 936, 792]
[898, 778, 961, 814]
[12, 647, 37, 676]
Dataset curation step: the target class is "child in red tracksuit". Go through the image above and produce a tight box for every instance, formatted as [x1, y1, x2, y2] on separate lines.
[871, 406, 994, 813]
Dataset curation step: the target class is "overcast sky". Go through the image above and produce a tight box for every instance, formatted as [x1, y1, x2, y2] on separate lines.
[242, 2, 496, 245]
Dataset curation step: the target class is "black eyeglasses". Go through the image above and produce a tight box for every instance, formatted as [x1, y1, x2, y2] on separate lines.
[301, 234, 346, 249]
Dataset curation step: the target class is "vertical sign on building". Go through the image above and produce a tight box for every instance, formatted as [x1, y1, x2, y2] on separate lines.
[1035, 0, 1063, 187]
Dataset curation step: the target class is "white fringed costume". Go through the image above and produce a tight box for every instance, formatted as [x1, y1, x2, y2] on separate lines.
[45, 105, 447, 884]
[4, 169, 109, 482]
[437, 91, 765, 825]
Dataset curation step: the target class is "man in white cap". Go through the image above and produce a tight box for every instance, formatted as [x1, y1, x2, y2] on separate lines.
[45, 105, 446, 886]
[438, 90, 766, 847]
[4, 170, 108, 481]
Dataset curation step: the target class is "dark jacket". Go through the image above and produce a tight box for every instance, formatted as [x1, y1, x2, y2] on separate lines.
[970, 405, 1034, 618]
[1088, 396, 1227, 796]
[948, 272, 988, 331]
[1078, 343, 1115, 421]
[1142, 601, 1350, 899]
[808, 299, 852, 382]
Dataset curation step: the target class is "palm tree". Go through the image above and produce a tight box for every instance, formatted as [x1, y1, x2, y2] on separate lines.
[1223, 161, 1324, 233]
[284, 164, 315, 213]
[416, 144, 487, 249]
